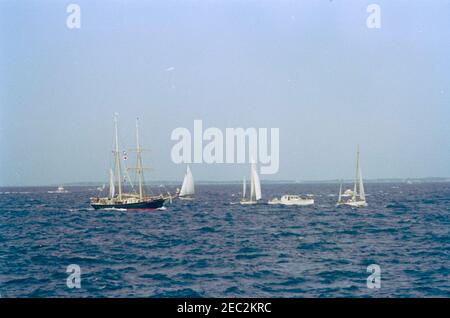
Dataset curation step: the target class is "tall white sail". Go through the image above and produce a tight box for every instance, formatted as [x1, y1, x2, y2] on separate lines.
[250, 165, 255, 200]
[338, 182, 342, 202]
[179, 165, 195, 197]
[109, 169, 115, 198]
[251, 162, 262, 201]
[240, 161, 261, 204]
[358, 165, 365, 200]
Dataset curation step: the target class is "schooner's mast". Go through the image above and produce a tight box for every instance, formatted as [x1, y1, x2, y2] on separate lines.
[114, 113, 123, 200]
[135, 117, 144, 200]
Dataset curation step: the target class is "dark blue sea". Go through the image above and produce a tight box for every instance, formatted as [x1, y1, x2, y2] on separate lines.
[0, 183, 449, 297]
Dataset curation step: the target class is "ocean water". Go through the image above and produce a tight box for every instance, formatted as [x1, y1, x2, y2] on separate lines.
[0, 183, 449, 298]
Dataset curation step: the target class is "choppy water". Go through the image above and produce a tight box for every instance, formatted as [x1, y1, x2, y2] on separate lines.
[0, 183, 449, 297]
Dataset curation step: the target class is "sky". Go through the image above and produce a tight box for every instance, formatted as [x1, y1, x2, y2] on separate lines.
[0, 0, 449, 186]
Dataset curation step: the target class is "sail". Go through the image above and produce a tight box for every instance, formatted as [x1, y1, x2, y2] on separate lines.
[242, 176, 246, 198]
[358, 166, 365, 200]
[250, 165, 255, 200]
[251, 163, 262, 201]
[109, 169, 115, 198]
[338, 182, 342, 202]
[179, 165, 195, 197]
[353, 172, 358, 200]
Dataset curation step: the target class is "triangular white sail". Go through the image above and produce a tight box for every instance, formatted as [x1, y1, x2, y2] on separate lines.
[109, 168, 115, 198]
[358, 165, 365, 200]
[240, 160, 262, 205]
[179, 165, 195, 197]
[338, 182, 342, 202]
[251, 162, 262, 201]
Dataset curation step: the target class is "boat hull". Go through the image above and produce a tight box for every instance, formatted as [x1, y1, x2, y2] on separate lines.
[178, 196, 194, 201]
[268, 199, 314, 206]
[338, 200, 367, 208]
[91, 198, 166, 210]
[240, 200, 258, 205]
[344, 201, 367, 208]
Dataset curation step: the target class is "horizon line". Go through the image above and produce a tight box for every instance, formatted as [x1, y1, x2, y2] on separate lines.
[1, 176, 449, 188]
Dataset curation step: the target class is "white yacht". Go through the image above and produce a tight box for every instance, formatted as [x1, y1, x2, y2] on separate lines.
[48, 185, 68, 194]
[268, 195, 314, 206]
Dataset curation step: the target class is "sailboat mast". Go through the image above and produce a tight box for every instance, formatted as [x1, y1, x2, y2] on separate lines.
[114, 114, 123, 200]
[242, 176, 246, 199]
[136, 118, 144, 200]
[353, 145, 359, 200]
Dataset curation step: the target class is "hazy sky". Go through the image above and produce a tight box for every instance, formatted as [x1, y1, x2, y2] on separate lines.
[1, 0, 449, 186]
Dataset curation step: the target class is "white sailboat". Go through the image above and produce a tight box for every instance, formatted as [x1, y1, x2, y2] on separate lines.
[337, 146, 367, 207]
[179, 165, 195, 200]
[240, 161, 262, 205]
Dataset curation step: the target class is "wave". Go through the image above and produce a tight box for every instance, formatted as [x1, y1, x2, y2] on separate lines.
[103, 208, 128, 211]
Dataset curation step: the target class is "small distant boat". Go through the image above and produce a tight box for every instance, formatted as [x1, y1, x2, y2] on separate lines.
[49, 185, 68, 194]
[268, 195, 314, 206]
[90, 115, 169, 210]
[240, 161, 262, 205]
[336, 145, 367, 208]
[178, 165, 195, 200]
[57, 186, 68, 193]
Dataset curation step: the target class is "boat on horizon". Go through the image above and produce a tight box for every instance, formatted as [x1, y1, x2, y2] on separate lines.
[336, 145, 368, 208]
[48, 185, 68, 194]
[90, 114, 170, 210]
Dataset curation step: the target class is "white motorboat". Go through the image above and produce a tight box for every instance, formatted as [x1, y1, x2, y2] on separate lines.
[268, 195, 314, 206]
[48, 185, 68, 194]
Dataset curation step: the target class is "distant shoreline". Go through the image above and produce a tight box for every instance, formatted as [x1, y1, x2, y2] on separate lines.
[1, 177, 449, 188]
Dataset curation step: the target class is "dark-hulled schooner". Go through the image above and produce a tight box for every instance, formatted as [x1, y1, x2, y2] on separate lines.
[90, 114, 169, 210]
